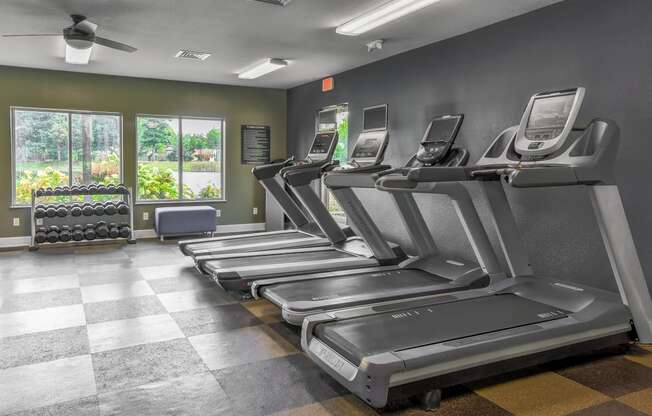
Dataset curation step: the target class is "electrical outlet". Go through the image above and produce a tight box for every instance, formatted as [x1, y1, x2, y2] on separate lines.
[252, 207, 258, 215]
[216, 209, 221, 218]
[143, 211, 149, 221]
[12, 218, 20, 227]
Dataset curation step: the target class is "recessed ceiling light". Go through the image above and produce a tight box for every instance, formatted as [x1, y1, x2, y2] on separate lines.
[65, 44, 92, 64]
[336, 0, 441, 36]
[175, 50, 211, 61]
[238, 58, 289, 79]
[252, 0, 293, 6]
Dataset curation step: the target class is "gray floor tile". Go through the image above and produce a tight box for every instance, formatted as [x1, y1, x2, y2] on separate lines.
[0, 355, 97, 415]
[75, 251, 130, 265]
[7, 396, 99, 416]
[138, 264, 198, 281]
[98, 372, 232, 416]
[77, 265, 143, 287]
[213, 354, 346, 416]
[157, 288, 236, 313]
[189, 325, 296, 371]
[171, 304, 262, 337]
[0, 275, 79, 295]
[0, 288, 82, 313]
[81, 281, 154, 303]
[84, 296, 166, 324]
[147, 275, 214, 294]
[0, 304, 86, 338]
[92, 338, 207, 393]
[1, 265, 79, 281]
[268, 321, 302, 351]
[0, 326, 89, 370]
[87, 313, 183, 353]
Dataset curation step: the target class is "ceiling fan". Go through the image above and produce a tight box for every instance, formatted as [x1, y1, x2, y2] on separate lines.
[2, 14, 137, 64]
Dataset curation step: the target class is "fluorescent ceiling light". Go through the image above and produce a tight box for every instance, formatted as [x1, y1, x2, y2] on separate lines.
[336, 0, 441, 36]
[238, 58, 288, 79]
[65, 44, 92, 64]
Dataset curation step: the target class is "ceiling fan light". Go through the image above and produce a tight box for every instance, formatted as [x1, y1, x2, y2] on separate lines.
[65, 43, 92, 64]
[336, 0, 441, 36]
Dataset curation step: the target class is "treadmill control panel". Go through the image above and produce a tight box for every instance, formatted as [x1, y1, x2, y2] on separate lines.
[307, 131, 338, 161]
[416, 114, 464, 165]
[348, 130, 389, 166]
[515, 88, 584, 157]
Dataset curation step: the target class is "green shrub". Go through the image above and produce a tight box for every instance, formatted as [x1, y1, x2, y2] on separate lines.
[199, 183, 221, 199]
[15, 167, 69, 204]
[138, 163, 178, 200]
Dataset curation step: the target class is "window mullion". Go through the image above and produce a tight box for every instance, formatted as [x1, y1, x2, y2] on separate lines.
[178, 117, 183, 201]
[68, 112, 73, 187]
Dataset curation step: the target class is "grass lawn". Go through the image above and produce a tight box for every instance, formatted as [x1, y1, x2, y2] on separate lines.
[139, 160, 220, 172]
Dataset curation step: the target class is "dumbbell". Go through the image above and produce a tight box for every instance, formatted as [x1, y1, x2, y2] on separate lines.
[44, 187, 54, 196]
[46, 226, 60, 243]
[62, 186, 71, 195]
[84, 224, 96, 240]
[107, 184, 116, 194]
[104, 202, 117, 216]
[78, 185, 88, 194]
[34, 205, 47, 219]
[89, 184, 100, 194]
[95, 221, 109, 238]
[46, 205, 57, 218]
[53, 186, 63, 195]
[118, 223, 131, 239]
[93, 202, 105, 216]
[56, 204, 68, 218]
[35, 189, 44, 197]
[117, 202, 129, 215]
[108, 223, 120, 238]
[35, 227, 47, 244]
[72, 225, 84, 241]
[116, 184, 128, 194]
[70, 204, 82, 217]
[82, 203, 94, 216]
[59, 226, 72, 242]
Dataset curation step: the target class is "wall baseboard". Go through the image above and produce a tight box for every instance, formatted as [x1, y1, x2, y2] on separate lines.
[0, 223, 267, 249]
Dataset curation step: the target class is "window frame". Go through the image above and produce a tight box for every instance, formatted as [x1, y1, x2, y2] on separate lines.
[134, 113, 226, 205]
[10, 106, 124, 208]
[315, 104, 349, 224]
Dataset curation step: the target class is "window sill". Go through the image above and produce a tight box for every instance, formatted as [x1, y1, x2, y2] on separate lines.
[135, 199, 226, 206]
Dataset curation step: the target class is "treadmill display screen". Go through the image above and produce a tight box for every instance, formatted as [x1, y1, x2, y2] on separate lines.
[309, 133, 335, 157]
[528, 94, 575, 131]
[351, 137, 382, 159]
[424, 117, 460, 144]
[363, 106, 387, 131]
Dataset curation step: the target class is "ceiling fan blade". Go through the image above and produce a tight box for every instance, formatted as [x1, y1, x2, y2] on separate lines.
[2, 34, 61, 37]
[73, 19, 98, 35]
[94, 36, 137, 53]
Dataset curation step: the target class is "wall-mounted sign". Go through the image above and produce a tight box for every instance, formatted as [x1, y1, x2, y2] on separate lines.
[241, 125, 271, 165]
[322, 77, 334, 92]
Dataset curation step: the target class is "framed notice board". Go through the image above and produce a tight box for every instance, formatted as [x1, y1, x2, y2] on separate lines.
[241, 125, 271, 165]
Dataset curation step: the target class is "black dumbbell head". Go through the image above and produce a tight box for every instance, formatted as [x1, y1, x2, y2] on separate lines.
[35, 228, 47, 243]
[56, 206, 68, 217]
[116, 184, 128, 194]
[82, 204, 94, 216]
[46, 230, 59, 243]
[46, 206, 57, 218]
[117, 202, 129, 215]
[71, 206, 82, 217]
[34, 206, 46, 219]
[104, 203, 116, 215]
[118, 225, 131, 238]
[94, 204, 105, 216]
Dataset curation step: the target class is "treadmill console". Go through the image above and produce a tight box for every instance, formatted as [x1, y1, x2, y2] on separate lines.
[363, 104, 388, 132]
[416, 114, 464, 166]
[515, 88, 585, 157]
[349, 130, 389, 166]
[307, 131, 338, 162]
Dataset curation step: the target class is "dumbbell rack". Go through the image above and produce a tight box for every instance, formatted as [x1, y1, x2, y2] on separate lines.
[29, 186, 136, 250]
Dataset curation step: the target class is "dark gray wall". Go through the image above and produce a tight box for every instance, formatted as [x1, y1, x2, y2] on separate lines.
[287, 0, 652, 293]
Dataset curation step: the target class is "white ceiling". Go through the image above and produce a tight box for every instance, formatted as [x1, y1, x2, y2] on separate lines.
[0, 0, 563, 89]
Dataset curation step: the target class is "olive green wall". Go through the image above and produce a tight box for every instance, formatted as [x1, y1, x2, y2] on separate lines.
[0, 65, 287, 238]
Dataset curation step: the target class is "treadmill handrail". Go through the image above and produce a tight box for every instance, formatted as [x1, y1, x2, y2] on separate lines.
[251, 157, 295, 180]
[324, 165, 392, 189]
[281, 161, 340, 186]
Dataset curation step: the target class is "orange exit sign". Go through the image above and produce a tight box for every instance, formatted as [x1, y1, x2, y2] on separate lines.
[322, 77, 334, 92]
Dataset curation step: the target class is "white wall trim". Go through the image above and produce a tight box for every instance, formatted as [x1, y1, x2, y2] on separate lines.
[0, 222, 268, 249]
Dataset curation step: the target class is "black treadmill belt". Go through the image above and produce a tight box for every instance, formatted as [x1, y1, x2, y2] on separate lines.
[315, 294, 569, 366]
[264, 269, 449, 310]
[189, 232, 315, 252]
[206, 250, 354, 270]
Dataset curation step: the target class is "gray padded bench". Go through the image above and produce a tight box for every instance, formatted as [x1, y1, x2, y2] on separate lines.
[155, 206, 217, 241]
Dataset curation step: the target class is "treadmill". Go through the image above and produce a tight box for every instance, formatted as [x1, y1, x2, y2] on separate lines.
[252, 114, 506, 325]
[302, 87, 652, 409]
[178, 131, 352, 257]
[194, 105, 408, 292]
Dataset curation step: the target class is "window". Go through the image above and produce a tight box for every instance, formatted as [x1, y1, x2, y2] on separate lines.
[12, 107, 122, 206]
[317, 104, 349, 219]
[136, 115, 224, 202]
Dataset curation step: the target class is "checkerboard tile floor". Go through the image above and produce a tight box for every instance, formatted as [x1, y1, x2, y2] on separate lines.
[1, 240, 652, 416]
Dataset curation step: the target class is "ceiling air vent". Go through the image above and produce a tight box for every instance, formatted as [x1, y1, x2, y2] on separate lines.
[174, 50, 211, 61]
[252, 0, 293, 6]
